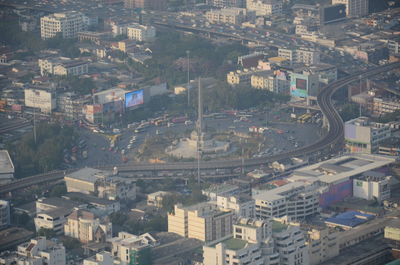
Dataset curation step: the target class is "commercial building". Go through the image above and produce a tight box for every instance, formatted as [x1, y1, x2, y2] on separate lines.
[378, 137, 400, 157]
[127, 24, 156, 42]
[227, 68, 269, 86]
[108, 232, 158, 264]
[24, 88, 57, 113]
[388, 39, 400, 55]
[124, 0, 166, 9]
[40, 11, 88, 39]
[278, 48, 320, 65]
[332, 0, 368, 17]
[353, 171, 391, 202]
[344, 116, 391, 154]
[371, 97, 400, 116]
[83, 251, 116, 265]
[168, 202, 234, 242]
[38, 57, 89, 76]
[202, 184, 243, 200]
[251, 70, 290, 94]
[325, 211, 375, 230]
[207, 0, 244, 8]
[305, 227, 339, 265]
[0, 150, 14, 185]
[64, 167, 136, 201]
[57, 92, 88, 120]
[246, 0, 282, 16]
[216, 195, 255, 219]
[0, 237, 66, 265]
[303, 63, 337, 84]
[206, 8, 251, 25]
[0, 200, 10, 230]
[34, 208, 71, 235]
[64, 209, 112, 244]
[289, 72, 319, 101]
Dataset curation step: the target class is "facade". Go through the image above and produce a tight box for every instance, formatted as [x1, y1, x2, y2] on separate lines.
[344, 116, 391, 154]
[38, 58, 89, 76]
[278, 48, 320, 65]
[246, 0, 282, 16]
[126, 24, 156, 42]
[353, 172, 391, 202]
[305, 227, 339, 265]
[388, 39, 400, 55]
[108, 232, 158, 264]
[83, 251, 116, 265]
[207, 0, 244, 8]
[168, 202, 234, 242]
[206, 8, 250, 25]
[0, 237, 66, 265]
[251, 71, 290, 94]
[24, 88, 57, 113]
[227, 69, 268, 86]
[202, 184, 242, 200]
[216, 195, 255, 219]
[64, 167, 136, 201]
[0, 200, 10, 230]
[0, 150, 14, 185]
[40, 11, 87, 39]
[253, 181, 320, 220]
[124, 0, 166, 10]
[372, 97, 400, 116]
[289, 72, 319, 99]
[303, 64, 337, 84]
[378, 137, 400, 157]
[64, 209, 112, 244]
[57, 92, 88, 120]
[332, 0, 368, 17]
[34, 208, 71, 235]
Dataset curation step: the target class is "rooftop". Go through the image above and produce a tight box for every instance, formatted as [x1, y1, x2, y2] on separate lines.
[271, 220, 288, 233]
[325, 211, 375, 228]
[64, 167, 111, 183]
[223, 238, 248, 250]
[0, 150, 14, 174]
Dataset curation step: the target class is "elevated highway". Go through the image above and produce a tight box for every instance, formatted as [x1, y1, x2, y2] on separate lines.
[0, 64, 398, 195]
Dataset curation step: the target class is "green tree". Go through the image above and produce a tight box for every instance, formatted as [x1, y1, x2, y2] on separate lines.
[49, 183, 67, 197]
[137, 247, 153, 265]
[37, 228, 56, 238]
[61, 237, 81, 250]
[339, 103, 360, 122]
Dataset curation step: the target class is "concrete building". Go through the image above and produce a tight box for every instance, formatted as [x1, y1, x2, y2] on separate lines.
[332, 0, 368, 17]
[289, 72, 319, 101]
[305, 227, 339, 265]
[124, 0, 166, 10]
[40, 11, 87, 39]
[127, 24, 156, 42]
[278, 48, 320, 65]
[206, 8, 251, 25]
[388, 39, 400, 55]
[0, 150, 14, 185]
[64, 209, 112, 244]
[83, 251, 116, 265]
[251, 71, 290, 94]
[344, 116, 391, 154]
[24, 88, 57, 113]
[216, 195, 255, 219]
[202, 184, 243, 200]
[0, 200, 10, 230]
[303, 63, 337, 84]
[371, 97, 400, 116]
[378, 137, 400, 157]
[168, 202, 234, 242]
[57, 92, 88, 120]
[207, 0, 244, 8]
[227, 68, 268, 86]
[38, 57, 89, 76]
[108, 232, 158, 264]
[0, 237, 66, 265]
[64, 167, 136, 201]
[147, 191, 172, 208]
[246, 0, 282, 16]
[353, 171, 391, 202]
[34, 208, 71, 235]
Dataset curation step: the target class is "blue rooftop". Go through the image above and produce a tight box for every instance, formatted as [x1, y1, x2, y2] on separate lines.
[325, 211, 375, 228]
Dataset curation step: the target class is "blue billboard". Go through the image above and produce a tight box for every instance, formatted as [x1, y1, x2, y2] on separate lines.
[125, 90, 144, 109]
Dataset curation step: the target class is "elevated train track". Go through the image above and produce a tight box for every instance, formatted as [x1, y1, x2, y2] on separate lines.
[0, 63, 399, 195]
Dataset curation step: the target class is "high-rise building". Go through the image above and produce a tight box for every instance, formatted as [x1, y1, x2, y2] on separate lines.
[24, 88, 57, 113]
[40, 11, 88, 39]
[332, 0, 369, 17]
[126, 24, 156, 42]
[206, 8, 251, 25]
[0, 200, 10, 230]
[168, 202, 234, 242]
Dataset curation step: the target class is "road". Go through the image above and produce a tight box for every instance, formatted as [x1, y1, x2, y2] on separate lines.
[2, 63, 398, 195]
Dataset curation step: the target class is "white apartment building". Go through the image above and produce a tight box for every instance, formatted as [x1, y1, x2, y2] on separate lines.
[64, 209, 112, 244]
[40, 11, 87, 39]
[353, 172, 391, 202]
[251, 72, 290, 94]
[216, 195, 255, 219]
[278, 48, 320, 65]
[0, 200, 10, 230]
[332, 0, 368, 17]
[38, 58, 89, 76]
[108, 232, 158, 264]
[0, 150, 14, 185]
[16, 237, 66, 265]
[344, 116, 391, 154]
[246, 0, 282, 16]
[127, 23, 156, 42]
[306, 227, 339, 265]
[206, 8, 250, 25]
[168, 202, 234, 242]
[253, 181, 320, 220]
[34, 208, 71, 235]
[24, 88, 57, 113]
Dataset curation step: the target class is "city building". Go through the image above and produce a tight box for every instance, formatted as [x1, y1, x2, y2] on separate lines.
[371, 97, 400, 116]
[344, 116, 391, 154]
[251, 70, 290, 94]
[278, 48, 320, 65]
[0, 150, 14, 185]
[108, 232, 158, 264]
[127, 24, 156, 42]
[353, 171, 391, 202]
[253, 181, 320, 220]
[24, 88, 57, 113]
[207, 0, 244, 8]
[38, 57, 89, 76]
[378, 137, 400, 157]
[332, 0, 368, 17]
[83, 251, 116, 265]
[202, 184, 242, 200]
[206, 8, 252, 25]
[124, 0, 166, 10]
[388, 39, 400, 55]
[305, 226, 339, 265]
[64, 167, 136, 201]
[0, 237, 66, 265]
[216, 195, 255, 219]
[0, 200, 10, 230]
[325, 211, 375, 230]
[34, 208, 71, 235]
[227, 68, 268, 86]
[289, 72, 319, 102]
[147, 191, 172, 208]
[168, 202, 234, 242]
[57, 92, 88, 120]
[246, 0, 282, 16]
[303, 63, 337, 84]
[40, 11, 88, 39]
[64, 209, 112, 244]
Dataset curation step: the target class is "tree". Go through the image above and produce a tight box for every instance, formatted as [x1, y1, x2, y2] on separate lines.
[339, 103, 360, 121]
[137, 247, 153, 265]
[61, 237, 81, 250]
[37, 228, 56, 238]
[49, 183, 67, 197]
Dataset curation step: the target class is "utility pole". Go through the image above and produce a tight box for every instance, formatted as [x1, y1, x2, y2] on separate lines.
[197, 78, 202, 184]
[187, 50, 190, 106]
[359, 75, 362, 117]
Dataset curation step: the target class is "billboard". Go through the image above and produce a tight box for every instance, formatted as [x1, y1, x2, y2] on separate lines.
[319, 179, 353, 208]
[320, 4, 346, 25]
[125, 90, 144, 109]
[290, 74, 308, 98]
